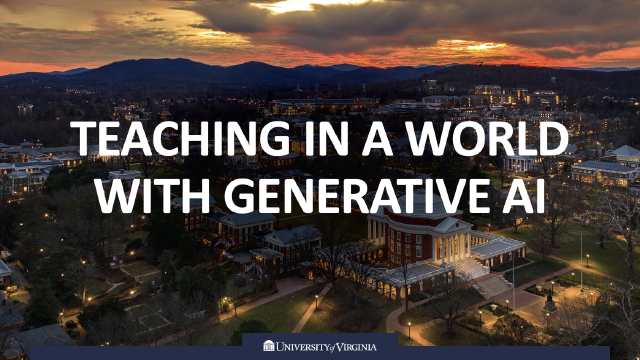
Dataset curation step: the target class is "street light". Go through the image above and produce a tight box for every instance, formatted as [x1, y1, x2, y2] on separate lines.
[506, 300, 509, 313]
[315, 295, 318, 309]
[546, 313, 550, 327]
[408, 322, 411, 338]
[586, 254, 590, 268]
[551, 281, 555, 296]
[572, 272, 575, 285]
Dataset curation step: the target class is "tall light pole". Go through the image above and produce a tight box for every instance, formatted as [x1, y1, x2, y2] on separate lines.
[512, 253, 515, 313]
[315, 295, 318, 309]
[580, 233, 584, 296]
[408, 322, 411, 339]
[506, 299, 509, 314]
[586, 254, 590, 268]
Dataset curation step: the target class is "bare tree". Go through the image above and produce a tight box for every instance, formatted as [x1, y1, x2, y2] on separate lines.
[489, 150, 510, 188]
[343, 242, 378, 309]
[601, 280, 640, 360]
[488, 313, 539, 345]
[539, 156, 556, 178]
[427, 274, 472, 336]
[313, 213, 355, 294]
[132, 151, 161, 179]
[552, 296, 605, 346]
[528, 219, 555, 261]
[506, 206, 528, 234]
[396, 253, 413, 313]
[64, 255, 102, 304]
[593, 188, 640, 279]
[538, 182, 578, 246]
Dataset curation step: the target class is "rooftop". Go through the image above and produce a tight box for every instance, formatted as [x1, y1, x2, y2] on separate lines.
[612, 145, 640, 157]
[16, 324, 76, 358]
[249, 247, 283, 260]
[572, 160, 636, 172]
[224, 211, 275, 226]
[267, 224, 322, 245]
[470, 235, 526, 260]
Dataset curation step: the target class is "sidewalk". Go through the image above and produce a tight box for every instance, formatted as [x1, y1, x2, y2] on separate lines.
[385, 263, 576, 345]
[154, 277, 315, 345]
[292, 284, 332, 333]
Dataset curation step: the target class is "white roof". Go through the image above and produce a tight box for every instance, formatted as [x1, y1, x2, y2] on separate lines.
[612, 145, 640, 157]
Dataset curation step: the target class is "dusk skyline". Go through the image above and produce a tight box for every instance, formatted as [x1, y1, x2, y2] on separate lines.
[1, 0, 640, 75]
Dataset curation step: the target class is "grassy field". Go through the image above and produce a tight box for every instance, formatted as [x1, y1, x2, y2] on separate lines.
[195, 285, 322, 345]
[503, 253, 569, 287]
[503, 222, 640, 281]
[398, 288, 484, 326]
[419, 322, 485, 346]
[299, 282, 400, 334]
[396, 331, 422, 346]
[85, 279, 113, 298]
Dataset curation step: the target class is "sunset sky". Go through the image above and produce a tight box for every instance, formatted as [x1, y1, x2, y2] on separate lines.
[1, 0, 640, 75]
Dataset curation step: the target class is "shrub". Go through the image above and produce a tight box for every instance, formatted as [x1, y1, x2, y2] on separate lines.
[125, 238, 144, 253]
[65, 320, 77, 329]
[234, 277, 247, 288]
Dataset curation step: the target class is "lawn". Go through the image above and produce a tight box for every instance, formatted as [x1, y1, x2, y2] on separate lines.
[194, 284, 323, 345]
[503, 222, 640, 282]
[130, 231, 149, 242]
[121, 261, 159, 279]
[396, 331, 422, 346]
[138, 272, 161, 284]
[503, 254, 569, 287]
[299, 281, 399, 334]
[398, 288, 484, 326]
[108, 269, 131, 284]
[127, 304, 150, 318]
[85, 279, 112, 298]
[109, 240, 127, 256]
[419, 322, 485, 346]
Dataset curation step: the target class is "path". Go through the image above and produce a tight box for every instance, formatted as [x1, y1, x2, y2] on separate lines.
[219, 277, 314, 321]
[153, 277, 315, 345]
[547, 254, 640, 289]
[385, 263, 576, 345]
[292, 283, 331, 333]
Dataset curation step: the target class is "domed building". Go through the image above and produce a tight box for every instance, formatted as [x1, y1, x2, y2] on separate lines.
[361, 189, 526, 299]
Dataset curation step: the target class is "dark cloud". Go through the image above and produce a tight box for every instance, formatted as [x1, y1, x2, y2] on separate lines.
[181, 0, 640, 59]
[535, 48, 582, 60]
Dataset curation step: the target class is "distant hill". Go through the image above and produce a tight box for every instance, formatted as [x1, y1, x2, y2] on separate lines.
[48, 68, 90, 75]
[553, 66, 640, 72]
[410, 64, 640, 98]
[0, 58, 444, 89]
[329, 64, 362, 71]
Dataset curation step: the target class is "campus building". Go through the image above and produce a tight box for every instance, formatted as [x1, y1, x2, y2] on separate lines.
[247, 223, 322, 279]
[314, 189, 526, 300]
[571, 160, 639, 186]
[204, 211, 276, 252]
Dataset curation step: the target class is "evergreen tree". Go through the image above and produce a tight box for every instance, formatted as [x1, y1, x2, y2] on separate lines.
[26, 280, 60, 327]
[228, 320, 271, 346]
[158, 250, 177, 290]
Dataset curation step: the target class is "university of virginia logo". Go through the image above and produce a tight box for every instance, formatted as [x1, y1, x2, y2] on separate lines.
[263, 340, 275, 351]
[262, 341, 377, 353]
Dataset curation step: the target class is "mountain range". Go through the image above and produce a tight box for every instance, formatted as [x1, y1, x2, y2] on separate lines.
[0, 59, 445, 89]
